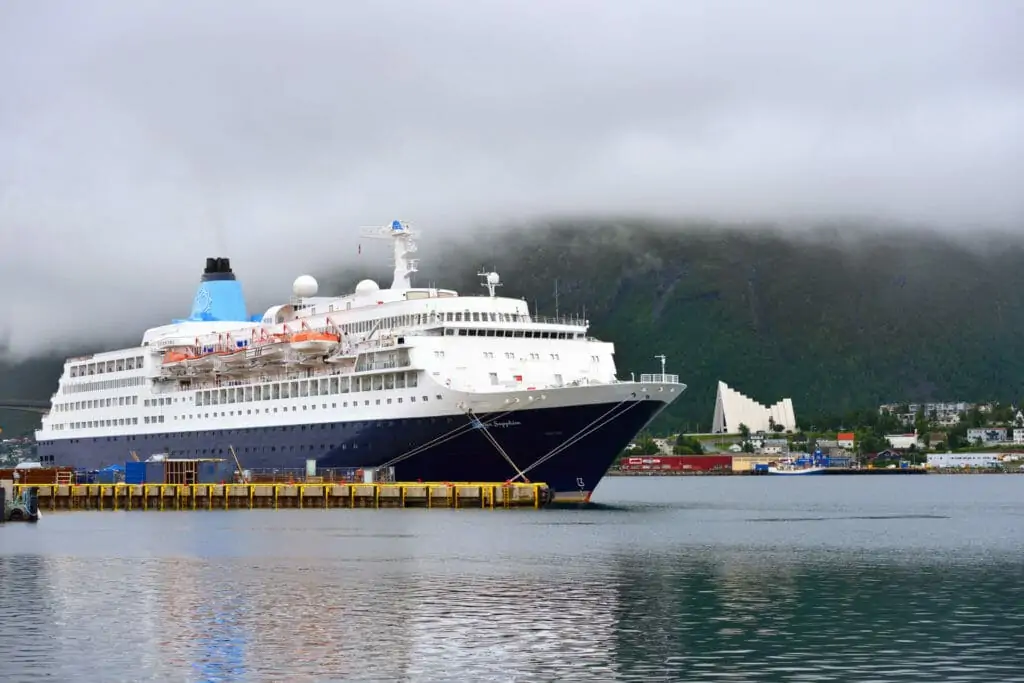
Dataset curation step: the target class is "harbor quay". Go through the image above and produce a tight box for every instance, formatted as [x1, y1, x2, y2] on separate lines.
[8, 481, 551, 511]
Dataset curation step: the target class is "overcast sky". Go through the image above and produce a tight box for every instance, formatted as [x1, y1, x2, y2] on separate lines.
[0, 0, 1021, 356]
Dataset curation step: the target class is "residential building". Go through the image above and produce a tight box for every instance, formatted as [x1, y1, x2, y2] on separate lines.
[758, 438, 790, 455]
[837, 432, 855, 449]
[886, 433, 922, 449]
[966, 427, 1008, 445]
[877, 401, 971, 426]
[1014, 429, 1024, 445]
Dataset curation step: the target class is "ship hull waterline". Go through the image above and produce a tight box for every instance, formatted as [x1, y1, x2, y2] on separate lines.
[38, 399, 669, 502]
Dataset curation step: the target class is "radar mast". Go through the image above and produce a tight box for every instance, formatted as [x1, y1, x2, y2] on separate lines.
[478, 269, 502, 298]
[358, 220, 419, 290]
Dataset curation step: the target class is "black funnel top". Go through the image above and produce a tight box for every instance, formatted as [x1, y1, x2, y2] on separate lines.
[201, 257, 236, 282]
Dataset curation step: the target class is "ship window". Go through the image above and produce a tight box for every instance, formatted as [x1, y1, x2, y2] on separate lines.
[309, 381, 318, 397]
[395, 373, 405, 389]
[384, 374, 395, 390]
[291, 381, 300, 397]
[299, 381, 309, 397]
[329, 377, 339, 394]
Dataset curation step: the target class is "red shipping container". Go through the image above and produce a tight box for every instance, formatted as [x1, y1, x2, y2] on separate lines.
[618, 455, 732, 472]
[657, 455, 732, 471]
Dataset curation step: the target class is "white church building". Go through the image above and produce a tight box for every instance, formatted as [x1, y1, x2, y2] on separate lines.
[712, 381, 797, 434]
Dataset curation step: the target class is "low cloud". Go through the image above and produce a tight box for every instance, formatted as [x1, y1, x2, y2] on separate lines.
[0, 0, 1021, 356]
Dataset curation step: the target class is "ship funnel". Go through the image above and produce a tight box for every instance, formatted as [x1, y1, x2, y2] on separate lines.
[185, 256, 250, 322]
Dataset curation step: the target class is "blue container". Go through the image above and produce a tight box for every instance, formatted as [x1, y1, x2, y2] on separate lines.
[125, 462, 147, 485]
[95, 470, 117, 484]
[198, 461, 223, 484]
[145, 461, 166, 485]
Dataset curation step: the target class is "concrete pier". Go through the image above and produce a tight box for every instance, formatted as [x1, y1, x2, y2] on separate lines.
[14, 481, 551, 511]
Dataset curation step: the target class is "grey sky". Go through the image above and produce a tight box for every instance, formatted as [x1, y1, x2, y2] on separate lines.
[0, 0, 1021, 356]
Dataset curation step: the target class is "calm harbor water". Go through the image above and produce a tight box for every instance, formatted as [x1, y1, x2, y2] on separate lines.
[1, 475, 1022, 682]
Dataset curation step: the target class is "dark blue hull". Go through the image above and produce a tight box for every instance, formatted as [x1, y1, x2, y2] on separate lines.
[37, 400, 667, 499]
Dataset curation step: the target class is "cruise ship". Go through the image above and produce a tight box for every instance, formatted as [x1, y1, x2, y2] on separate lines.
[35, 221, 686, 501]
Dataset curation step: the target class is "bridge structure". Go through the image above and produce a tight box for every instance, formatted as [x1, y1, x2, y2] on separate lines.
[0, 399, 50, 414]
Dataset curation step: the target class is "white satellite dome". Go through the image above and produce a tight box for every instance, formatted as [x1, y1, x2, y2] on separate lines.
[355, 279, 380, 294]
[486, 271, 501, 284]
[292, 274, 319, 298]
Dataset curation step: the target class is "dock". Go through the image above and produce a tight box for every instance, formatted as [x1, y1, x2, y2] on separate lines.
[9, 481, 551, 511]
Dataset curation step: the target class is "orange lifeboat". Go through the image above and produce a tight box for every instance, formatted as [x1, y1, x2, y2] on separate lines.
[290, 330, 340, 355]
[162, 349, 194, 366]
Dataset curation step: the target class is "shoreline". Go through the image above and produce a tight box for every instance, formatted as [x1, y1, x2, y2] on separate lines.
[606, 468, 1020, 476]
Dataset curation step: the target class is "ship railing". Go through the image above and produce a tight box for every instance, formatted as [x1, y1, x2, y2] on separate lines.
[355, 360, 409, 372]
[155, 361, 417, 393]
[640, 373, 681, 384]
[523, 315, 590, 327]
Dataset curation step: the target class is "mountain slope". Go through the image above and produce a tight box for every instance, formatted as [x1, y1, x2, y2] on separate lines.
[2, 221, 1022, 435]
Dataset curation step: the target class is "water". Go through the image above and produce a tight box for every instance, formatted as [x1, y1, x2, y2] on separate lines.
[1, 475, 1022, 682]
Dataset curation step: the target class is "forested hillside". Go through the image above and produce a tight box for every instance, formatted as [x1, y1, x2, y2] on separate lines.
[3, 221, 1022, 436]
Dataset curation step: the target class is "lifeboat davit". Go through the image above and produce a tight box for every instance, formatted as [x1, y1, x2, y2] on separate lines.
[290, 331, 340, 355]
[247, 334, 289, 363]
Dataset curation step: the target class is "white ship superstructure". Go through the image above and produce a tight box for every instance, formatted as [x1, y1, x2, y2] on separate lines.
[36, 221, 686, 500]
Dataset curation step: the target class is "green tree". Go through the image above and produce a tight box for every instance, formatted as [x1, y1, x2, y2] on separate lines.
[739, 423, 750, 441]
[673, 435, 705, 455]
[632, 434, 660, 455]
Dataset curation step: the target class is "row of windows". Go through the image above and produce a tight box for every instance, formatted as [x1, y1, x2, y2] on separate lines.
[482, 351, 564, 361]
[64, 376, 146, 395]
[339, 311, 535, 334]
[47, 394, 443, 432]
[50, 417, 141, 430]
[68, 356, 146, 378]
[172, 394, 440, 421]
[447, 328, 579, 339]
[53, 395, 140, 412]
[194, 372, 418, 406]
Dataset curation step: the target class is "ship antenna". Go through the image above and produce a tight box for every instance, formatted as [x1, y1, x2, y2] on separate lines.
[478, 269, 501, 298]
[358, 219, 419, 290]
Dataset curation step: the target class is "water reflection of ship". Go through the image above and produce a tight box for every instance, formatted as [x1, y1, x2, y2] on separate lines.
[203, 562, 620, 681]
